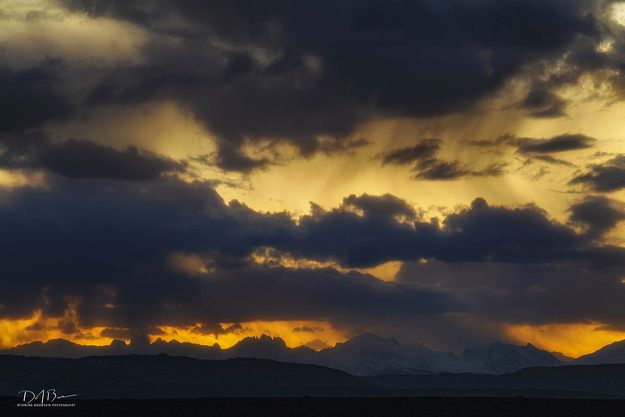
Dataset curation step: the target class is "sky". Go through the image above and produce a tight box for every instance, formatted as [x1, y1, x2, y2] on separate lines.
[2, 0, 625, 357]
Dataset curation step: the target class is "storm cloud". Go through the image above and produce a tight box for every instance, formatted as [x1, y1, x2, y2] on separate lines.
[1, 177, 624, 341]
[283, 195, 625, 267]
[0, 59, 73, 132]
[0, 133, 184, 180]
[515, 134, 597, 154]
[568, 195, 625, 238]
[520, 88, 569, 118]
[571, 155, 625, 192]
[55, 0, 604, 171]
[397, 260, 625, 329]
[379, 139, 506, 180]
[472, 133, 597, 154]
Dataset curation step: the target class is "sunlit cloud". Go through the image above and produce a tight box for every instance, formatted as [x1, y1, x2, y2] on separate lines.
[612, 2, 625, 26]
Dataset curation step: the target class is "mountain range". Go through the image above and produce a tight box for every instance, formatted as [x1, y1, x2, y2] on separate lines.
[5, 333, 619, 376]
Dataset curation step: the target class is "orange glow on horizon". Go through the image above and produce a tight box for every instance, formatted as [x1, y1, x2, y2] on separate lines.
[0, 311, 113, 349]
[151, 320, 348, 351]
[506, 322, 625, 358]
[0, 313, 348, 352]
[4, 312, 625, 358]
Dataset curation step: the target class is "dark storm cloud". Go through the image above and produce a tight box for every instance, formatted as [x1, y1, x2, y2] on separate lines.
[191, 266, 454, 325]
[413, 160, 506, 180]
[472, 133, 597, 153]
[341, 193, 417, 220]
[520, 89, 568, 118]
[471, 133, 597, 169]
[90, 264, 456, 334]
[190, 323, 243, 336]
[0, 177, 295, 326]
[99, 326, 165, 340]
[0, 178, 291, 287]
[285, 196, 625, 268]
[194, 137, 371, 173]
[570, 155, 625, 192]
[58, 0, 601, 171]
[190, 149, 272, 174]
[0, 133, 183, 180]
[523, 154, 574, 167]
[293, 326, 322, 333]
[515, 134, 596, 154]
[0, 59, 73, 132]
[2, 180, 623, 287]
[380, 139, 441, 166]
[568, 196, 625, 239]
[38, 141, 184, 180]
[0, 176, 456, 328]
[2, 178, 625, 339]
[378, 139, 506, 180]
[396, 260, 625, 328]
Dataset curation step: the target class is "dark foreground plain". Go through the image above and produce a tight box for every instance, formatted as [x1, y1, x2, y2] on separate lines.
[5, 355, 625, 397]
[2, 397, 625, 417]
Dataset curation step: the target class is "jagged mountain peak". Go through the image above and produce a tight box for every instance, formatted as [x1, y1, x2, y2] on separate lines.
[334, 333, 400, 350]
[457, 341, 561, 374]
[463, 341, 544, 354]
[233, 334, 288, 348]
[15, 338, 81, 349]
[109, 339, 128, 348]
[41, 338, 77, 347]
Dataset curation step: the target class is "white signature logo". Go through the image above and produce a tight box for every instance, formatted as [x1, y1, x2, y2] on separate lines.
[17, 389, 77, 407]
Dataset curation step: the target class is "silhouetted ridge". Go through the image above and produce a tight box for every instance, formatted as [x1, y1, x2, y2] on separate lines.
[3, 355, 625, 398]
[1, 334, 564, 375]
[574, 340, 625, 365]
[365, 364, 625, 397]
[0, 354, 370, 398]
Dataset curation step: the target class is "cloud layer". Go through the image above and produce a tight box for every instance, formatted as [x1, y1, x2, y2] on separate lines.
[1, 175, 624, 348]
[20, 0, 610, 170]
